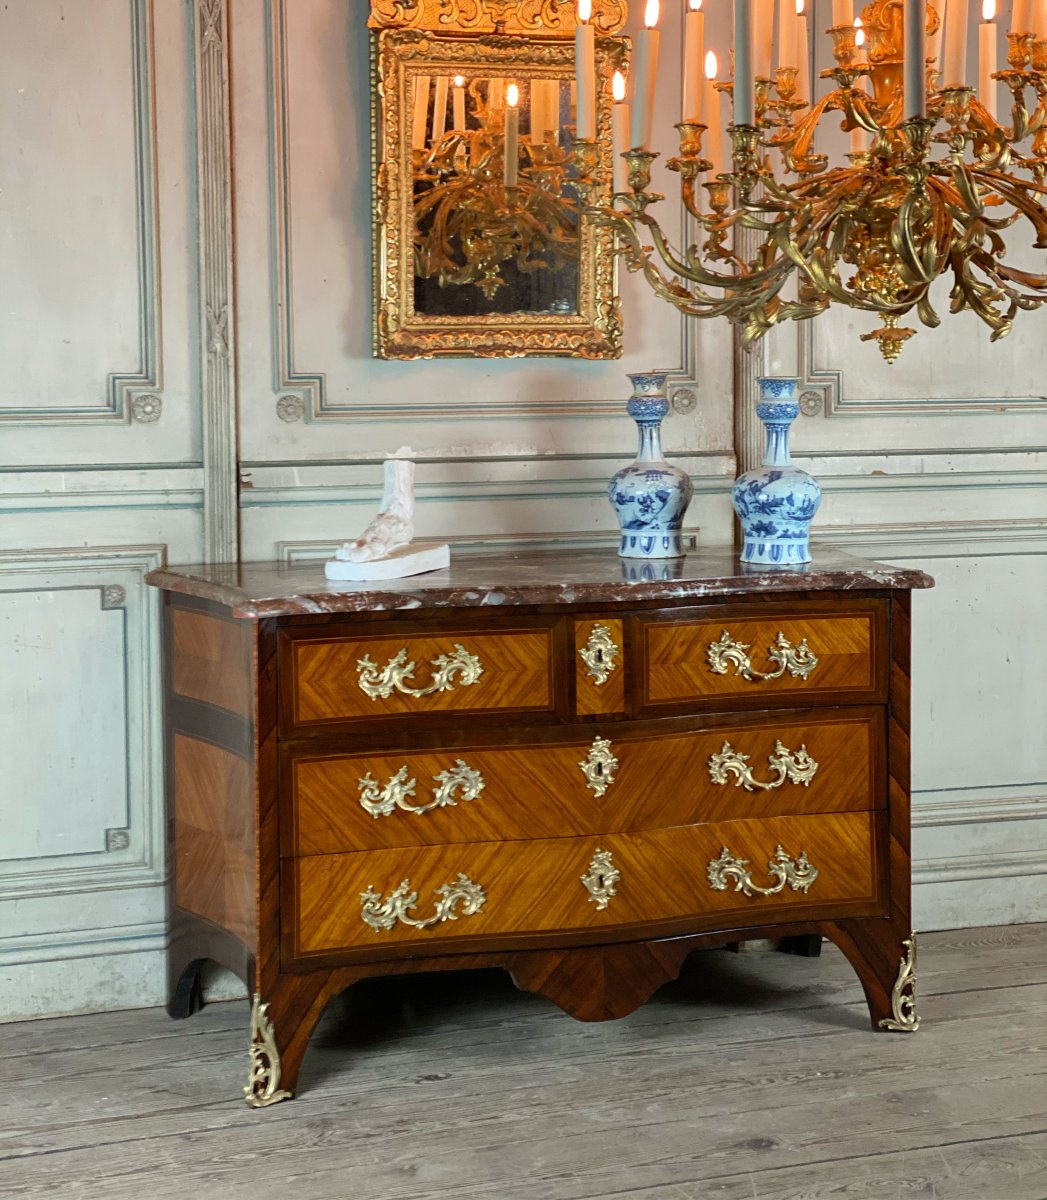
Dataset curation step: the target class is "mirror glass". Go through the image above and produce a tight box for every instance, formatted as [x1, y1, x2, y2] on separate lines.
[411, 73, 580, 319]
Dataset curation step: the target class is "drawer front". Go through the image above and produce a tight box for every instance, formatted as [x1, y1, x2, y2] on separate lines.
[285, 708, 883, 855]
[640, 600, 887, 711]
[284, 810, 883, 962]
[283, 624, 558, 732]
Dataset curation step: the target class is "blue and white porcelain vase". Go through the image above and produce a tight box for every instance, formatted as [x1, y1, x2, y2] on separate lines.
[732, 377, 821, 565]
[608, 373, 694, 559]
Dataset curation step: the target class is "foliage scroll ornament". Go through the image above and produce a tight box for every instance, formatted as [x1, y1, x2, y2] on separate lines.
[360, 874, 487, 932]
[581, 848, 621, 910]
[706, 845, 819, 898]
[706, 630, 820, 683]
[368, 0, 627, 36]
[356, 643, 484, 700]
[578, 736, 619, 797]
[244, 994, 292, 1108]
[878, 934, 921, 1032]
[707, 740, 819, 791]
[358, 759, 486, 818]
[579, 623, 620, 686]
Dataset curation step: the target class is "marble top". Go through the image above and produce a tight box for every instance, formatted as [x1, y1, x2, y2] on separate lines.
[145, 548, 933, 619]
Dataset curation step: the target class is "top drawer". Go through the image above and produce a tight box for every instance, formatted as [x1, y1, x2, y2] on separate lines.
[281, 618, 562, 735]
[638, 599, 888, 712]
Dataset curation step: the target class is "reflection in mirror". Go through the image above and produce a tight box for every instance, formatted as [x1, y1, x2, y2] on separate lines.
[370, 1, 626, 360]
[412, 74, 580, 318]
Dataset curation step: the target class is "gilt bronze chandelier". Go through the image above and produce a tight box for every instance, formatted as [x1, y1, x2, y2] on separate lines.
[572, 0, 1047, 361]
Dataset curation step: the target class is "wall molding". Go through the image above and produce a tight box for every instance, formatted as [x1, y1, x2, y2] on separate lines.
[816, 517, 1047, 559]
[195, 0, 240, 560]
[0, 546, 167, 899]
[2, 0, 163, 425]
[797, 323, 1047, 415]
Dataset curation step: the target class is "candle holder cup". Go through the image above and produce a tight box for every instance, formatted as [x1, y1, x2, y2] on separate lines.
[1007, 31, 1034, 68]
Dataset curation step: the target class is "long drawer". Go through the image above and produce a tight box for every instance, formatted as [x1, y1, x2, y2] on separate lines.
[283, 810, 884, 963]
[284, 708, 884, 855]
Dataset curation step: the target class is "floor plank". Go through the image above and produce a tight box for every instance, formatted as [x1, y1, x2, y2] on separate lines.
[1, 927, 1045, 1199]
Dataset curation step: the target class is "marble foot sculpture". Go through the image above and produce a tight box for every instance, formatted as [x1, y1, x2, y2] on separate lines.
[325, 453, 450, 581]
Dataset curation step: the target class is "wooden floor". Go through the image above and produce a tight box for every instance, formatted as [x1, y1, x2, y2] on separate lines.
[2, 925, 1046, 1200]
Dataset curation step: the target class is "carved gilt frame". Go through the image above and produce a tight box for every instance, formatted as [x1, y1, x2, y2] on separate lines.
[371, 2, 627, 359]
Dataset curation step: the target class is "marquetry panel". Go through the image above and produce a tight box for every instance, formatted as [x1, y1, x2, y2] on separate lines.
[574, 618, 626, 716]
[288, 710, 882, 855]
[288, 810, 882, 958]
[287, 627, 556, 729]
[641, 602, 886, 709]
[171, 607, 252, 718]
[172, 734, 254, 943]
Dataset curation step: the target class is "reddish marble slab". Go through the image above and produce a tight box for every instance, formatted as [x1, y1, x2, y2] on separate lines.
[145, 548, 933, 619]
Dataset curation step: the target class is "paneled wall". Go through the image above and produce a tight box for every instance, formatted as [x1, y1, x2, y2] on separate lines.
[1, 0, 1043, 1020]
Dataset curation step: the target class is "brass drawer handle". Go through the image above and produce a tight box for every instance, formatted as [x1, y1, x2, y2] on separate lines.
[581, 849, 620, 910]
[356, 643, 484, 700]
[707, 630, 819, 682]
[579, 737, 619, 797]
[708, 739, 818, 791]
[360, 874, 486, 932]
[707, 845, 818, 897]
[579, 624, 620, 686]
[358, 759, 485, 819]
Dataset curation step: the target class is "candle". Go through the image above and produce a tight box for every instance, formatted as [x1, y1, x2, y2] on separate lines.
[754, 0, 775, 76]
[504, 82, 519, 185]
[412, 75, 430, 151]
[630, 0, 662, 150]
[904, 0, 927, 117]
[850, 120, 868, 153]
[612, 70, 631, 192]
[453, 75, 466, 131]
[832, 0, 852, 25]
[703, 51, 726, 172]
[431, 75, 449, 144]
[929, 0, 946, 70]
[533, 80, 561, 141]
[778, 0, 799, 70]
[854, 16, 866, 59]
[942, 0, 969, 83]
[575, 0, 597, 140]
[979, 0, 998, 118]
[1035, 0, 1047, 39]
[683, 1, 705, 122]
[1012, 0, 1032, 32]
[733, 0, 755, 125]
[795, 0, 810, 98]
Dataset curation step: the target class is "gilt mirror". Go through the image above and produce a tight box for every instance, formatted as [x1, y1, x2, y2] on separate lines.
[370, 0, 627, 359]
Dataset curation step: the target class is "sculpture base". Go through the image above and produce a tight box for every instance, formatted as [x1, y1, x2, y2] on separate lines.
[324, 542, 450, 581]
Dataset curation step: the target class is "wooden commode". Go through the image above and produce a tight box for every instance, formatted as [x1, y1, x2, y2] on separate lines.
[147, 548, 933, 1107]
